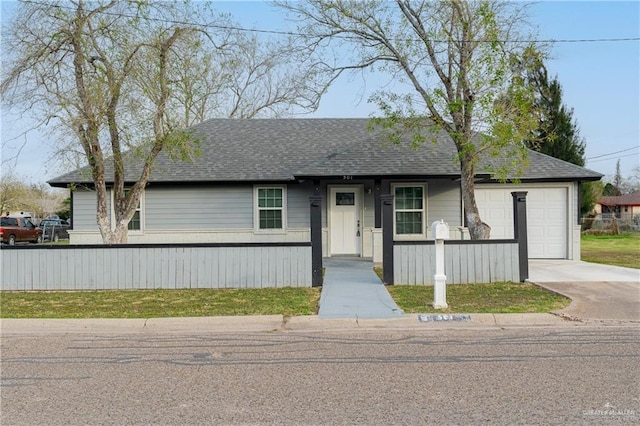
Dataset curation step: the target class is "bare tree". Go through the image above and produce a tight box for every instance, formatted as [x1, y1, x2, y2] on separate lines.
[278, 0, 543, 239]
[2, 0, 330, 243]
[1, 173, 67, 219]
[624, 166, 640, 194]
[171, 27, 331, 122]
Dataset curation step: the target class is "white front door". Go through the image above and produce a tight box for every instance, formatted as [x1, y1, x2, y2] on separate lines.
[329, 186, 362, 256]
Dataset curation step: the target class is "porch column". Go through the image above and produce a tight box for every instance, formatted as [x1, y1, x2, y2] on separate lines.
[512, 191, 529, 282]
[374, 179, 382, 228]
[310, 195, 323, 287]
[381, 194, 394, 285]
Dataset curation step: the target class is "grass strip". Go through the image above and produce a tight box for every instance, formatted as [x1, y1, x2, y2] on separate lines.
[2, 281, 568, 318]
[387, 282, 570, 314]
[0, 287, 321, 319]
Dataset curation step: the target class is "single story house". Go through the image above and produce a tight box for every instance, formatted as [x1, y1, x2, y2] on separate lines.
[49, 118, 602, 261]
[595, 191, 640, 224]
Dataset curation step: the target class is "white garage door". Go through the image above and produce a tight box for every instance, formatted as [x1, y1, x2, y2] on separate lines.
[475, 187, 568, 259]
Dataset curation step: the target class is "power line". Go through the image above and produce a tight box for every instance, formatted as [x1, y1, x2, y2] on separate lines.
[586, 146, 640, 160]
[18, 0, 640, 44]
[587, 152, 640, 163]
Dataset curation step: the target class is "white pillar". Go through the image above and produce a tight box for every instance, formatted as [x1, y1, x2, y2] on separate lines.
[431, 219, 450, 309]
[433, 238, 448, 309]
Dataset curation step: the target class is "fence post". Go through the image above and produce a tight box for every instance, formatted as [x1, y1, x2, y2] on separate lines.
[381, 194, 394, 285]
[512, 191, 529, 282]
[309, 195, 323, 287]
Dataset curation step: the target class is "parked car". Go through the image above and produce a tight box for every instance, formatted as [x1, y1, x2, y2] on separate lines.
[39, 218, 71, 242]
[0, 216, 43, 245]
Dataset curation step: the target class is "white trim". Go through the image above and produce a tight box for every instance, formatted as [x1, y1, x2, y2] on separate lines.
[328, 185, 364, 256]
[253, 185, 287, 234]
[391, 182, 428, 239]
[69, 228, 310, 245]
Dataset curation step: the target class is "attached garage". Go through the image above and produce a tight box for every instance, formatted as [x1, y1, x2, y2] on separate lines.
[475, 185, 571, 259]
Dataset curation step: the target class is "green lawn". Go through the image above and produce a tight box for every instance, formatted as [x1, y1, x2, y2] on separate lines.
[581, 233, 640, 269]
[0, 287, 321, 319]
[387, 282, 570, 314]
[1, 280, 569, 318]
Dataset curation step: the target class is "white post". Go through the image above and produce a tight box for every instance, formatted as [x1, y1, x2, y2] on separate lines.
[432, 219, 449, 309]
[433, 239, 448, 309]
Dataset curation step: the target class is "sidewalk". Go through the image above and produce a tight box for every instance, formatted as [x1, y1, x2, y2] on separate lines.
[318, 258, 404, 319]
[1, 313, 587, 335]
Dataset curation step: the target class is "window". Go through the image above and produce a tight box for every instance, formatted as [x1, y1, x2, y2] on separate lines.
[128, 205, 141, 231]
[112, 189, 144, 232]
[256, 187, 286, 230]
[394, 185, 425, 235]
[124, 189, 142, 231]
[336, 192, 355, 206]
[1, 218, 18, 226]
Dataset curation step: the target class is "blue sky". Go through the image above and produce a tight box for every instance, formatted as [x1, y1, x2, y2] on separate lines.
[1, 0, 639, 184]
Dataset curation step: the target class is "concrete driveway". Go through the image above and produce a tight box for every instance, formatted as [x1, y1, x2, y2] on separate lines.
[529, 260, 640, 322]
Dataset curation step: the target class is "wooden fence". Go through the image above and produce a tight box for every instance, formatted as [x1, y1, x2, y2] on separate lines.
[394, 240, 520, 284]
[1, 243, 312, 291]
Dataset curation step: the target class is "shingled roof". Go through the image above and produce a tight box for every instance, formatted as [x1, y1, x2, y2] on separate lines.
[48, 118, 603, 186]
[598, 191, 640, 207]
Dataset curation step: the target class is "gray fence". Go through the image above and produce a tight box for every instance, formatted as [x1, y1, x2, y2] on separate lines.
[394, 240, 520, 285]
[1, 243, 312, 291]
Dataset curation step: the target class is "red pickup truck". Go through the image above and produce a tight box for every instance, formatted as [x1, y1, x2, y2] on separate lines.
[0, 216, 43, 245]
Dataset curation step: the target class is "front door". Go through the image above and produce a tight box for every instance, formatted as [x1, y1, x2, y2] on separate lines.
[329, 186, 362, 256]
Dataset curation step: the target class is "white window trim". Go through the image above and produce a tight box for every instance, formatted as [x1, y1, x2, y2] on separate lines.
[253, 185, 287, 234]
[392, 183, 428, 239]
[110, 188, 145, 234]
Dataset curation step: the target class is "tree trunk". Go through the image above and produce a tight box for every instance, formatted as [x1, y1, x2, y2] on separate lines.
[460, 157, 491, 240]
[97, 212, 131, 244]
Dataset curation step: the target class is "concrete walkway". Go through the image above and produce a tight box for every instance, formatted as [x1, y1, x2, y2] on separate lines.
[529, 260, 640, 322]
[529, 260, 640, 282]
[318, 258, 404, 319]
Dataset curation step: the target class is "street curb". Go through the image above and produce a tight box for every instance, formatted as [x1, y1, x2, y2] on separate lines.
[0, 315, 285, 334]
[1, 313, 582, 335]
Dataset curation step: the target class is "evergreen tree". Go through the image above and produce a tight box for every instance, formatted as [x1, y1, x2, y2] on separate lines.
[526, 62, 595, 215]
[613, 160, 624, 195]
[527, 64, 586, 165]
[602, 183, 620, 196]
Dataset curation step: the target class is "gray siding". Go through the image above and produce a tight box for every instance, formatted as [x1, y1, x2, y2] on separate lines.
[2, 245, 312, 290]
[146, 186, 253, 229]
[71, 184, 316, 232]
[73, 188, 103, 230]
[70, 179, 462, 233]
[394, 241, 519, 284]
[287, 183, 312, 228]
[427, 179, 462, 226]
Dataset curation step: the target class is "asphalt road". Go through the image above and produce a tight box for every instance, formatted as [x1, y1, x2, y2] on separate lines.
[1, 326, 639, 425]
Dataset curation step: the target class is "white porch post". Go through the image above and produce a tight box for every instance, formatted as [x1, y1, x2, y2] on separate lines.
[432, 220, 450, 309]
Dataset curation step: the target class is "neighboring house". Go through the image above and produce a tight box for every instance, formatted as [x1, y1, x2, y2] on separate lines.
[595, 191, 640, 223]
[48, 118, 602, 261]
